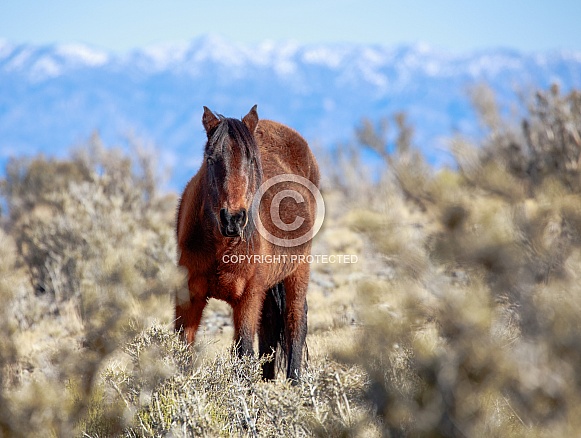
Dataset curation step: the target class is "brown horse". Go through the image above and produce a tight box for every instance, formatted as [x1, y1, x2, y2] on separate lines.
[176, 105, 320, 381]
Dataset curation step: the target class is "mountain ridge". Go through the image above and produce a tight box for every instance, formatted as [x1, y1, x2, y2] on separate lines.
[1, 35, 580, 188]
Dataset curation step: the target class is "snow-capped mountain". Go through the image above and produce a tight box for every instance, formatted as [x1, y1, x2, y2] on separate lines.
[1, 35, 580, 188]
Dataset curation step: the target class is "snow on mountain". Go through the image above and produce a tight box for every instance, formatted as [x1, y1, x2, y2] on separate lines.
[55, 44, 109, 67]
[0, 35, 580, 189]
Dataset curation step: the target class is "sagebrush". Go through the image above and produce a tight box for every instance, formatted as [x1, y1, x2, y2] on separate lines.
[1, 85, 580, 437]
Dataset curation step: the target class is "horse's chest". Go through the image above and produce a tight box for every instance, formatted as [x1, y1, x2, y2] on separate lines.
[208, 263, 252, 303]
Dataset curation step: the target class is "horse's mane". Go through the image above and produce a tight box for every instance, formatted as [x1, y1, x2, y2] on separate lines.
[206, 115, 263, 246]
[208, 116, 260, 165]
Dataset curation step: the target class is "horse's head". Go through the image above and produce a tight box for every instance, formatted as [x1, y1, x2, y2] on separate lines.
[202, 105, 262, 239]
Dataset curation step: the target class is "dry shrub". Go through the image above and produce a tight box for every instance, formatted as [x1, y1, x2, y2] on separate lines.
[343, 85, 581, 436]
[0, 134, 370, 437]
[92, 324, 370, 437]
[319, 112, 418, 208]
[2, 84, 580, 437]
[0, 134, 181, 436]
[469, 83, 581, 193]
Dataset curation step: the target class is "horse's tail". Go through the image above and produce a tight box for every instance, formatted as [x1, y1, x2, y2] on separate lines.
[259, 281, 286, 379]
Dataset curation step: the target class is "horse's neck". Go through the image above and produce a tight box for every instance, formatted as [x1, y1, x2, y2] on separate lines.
[178, 177, 212, 251]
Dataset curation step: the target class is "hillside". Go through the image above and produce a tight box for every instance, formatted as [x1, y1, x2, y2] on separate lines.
[1, 35, 581, 188]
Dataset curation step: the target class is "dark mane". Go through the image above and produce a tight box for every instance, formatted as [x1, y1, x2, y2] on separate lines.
[206, 116, 263, 244]
[207, 116, 261, 165]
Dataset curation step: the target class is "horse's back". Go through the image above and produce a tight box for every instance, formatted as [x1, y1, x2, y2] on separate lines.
[255, 120, 319, 186]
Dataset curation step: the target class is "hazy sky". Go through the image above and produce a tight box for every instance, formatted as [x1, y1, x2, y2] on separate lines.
[1, 0, 580, 53]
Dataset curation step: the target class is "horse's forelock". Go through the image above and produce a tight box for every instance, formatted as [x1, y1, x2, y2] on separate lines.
[207, 118, 259, 161]
[206, 116, 227, 154]
[228, 118, 260, 162]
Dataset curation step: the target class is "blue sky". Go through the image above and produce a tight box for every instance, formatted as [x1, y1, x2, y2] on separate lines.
[1, 0, 580, 53]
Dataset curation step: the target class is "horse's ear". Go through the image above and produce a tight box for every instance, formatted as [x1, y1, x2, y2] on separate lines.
[202, 106, 220, 137]
[242, 105, 259, 134]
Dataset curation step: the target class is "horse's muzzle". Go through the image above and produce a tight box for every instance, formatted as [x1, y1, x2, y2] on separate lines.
[219, 208, 247, 238]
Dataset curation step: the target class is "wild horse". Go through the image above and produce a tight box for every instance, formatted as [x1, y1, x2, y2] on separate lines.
[176, 105, 320, 381]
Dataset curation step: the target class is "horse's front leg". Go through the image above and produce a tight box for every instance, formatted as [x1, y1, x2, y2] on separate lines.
[175, 276, 208, 345]
[175, 297, 207, 345]
[259, 282, 285, 380]
[233, 286, 266, 357]
[284, 262, 310, 383]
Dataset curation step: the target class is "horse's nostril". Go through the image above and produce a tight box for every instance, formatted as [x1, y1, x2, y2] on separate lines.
[238, 208, 247, 225]
[230, 208, 247, 226]
[220, 208, 229, 226]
